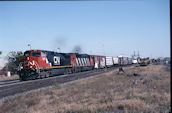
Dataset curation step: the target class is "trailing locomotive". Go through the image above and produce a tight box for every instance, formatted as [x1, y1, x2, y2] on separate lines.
[18, 49, 134, 81]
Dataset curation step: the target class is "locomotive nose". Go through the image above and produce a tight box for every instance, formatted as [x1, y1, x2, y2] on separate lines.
[22, 56, 31, 68]
[23, 56, 29, 60]
[27, 57, 29, 60]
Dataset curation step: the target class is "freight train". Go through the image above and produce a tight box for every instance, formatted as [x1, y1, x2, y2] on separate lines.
[17, 50, 132, 81]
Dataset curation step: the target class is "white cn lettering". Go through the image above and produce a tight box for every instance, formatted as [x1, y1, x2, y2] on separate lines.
[29, 61, 35, 66]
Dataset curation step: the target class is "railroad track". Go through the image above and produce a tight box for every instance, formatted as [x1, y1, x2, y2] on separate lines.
[0, 67, 117, 100]
[0, 79, 20, 86]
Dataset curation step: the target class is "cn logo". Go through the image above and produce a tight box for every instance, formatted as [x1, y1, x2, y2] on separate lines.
[29, 61, 35, 66]
[54, 56, 60, 65]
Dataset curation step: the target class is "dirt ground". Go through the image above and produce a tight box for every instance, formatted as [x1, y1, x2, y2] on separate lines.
[0, 64, 171, 113]
[0, 75, 19, 82]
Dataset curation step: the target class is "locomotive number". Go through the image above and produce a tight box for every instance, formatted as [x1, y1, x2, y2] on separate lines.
[54, 56, 60, 65]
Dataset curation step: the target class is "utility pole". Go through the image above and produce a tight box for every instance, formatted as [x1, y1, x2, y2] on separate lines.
[57, 47, 61, 53]
[138, 51, 140, 57]
[76, 49, 78, 53]
[28, 44, 31, 50]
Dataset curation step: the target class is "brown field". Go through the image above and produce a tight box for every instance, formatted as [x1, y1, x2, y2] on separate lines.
[0, 75, 19, 82]
[0, 64, 171, 113]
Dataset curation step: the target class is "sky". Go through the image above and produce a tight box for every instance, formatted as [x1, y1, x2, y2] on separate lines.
[0, 0, 170, 58]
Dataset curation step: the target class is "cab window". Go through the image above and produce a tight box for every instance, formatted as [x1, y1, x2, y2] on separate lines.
[41, 52, 46, 56]
[24, 51, 30, 57]
[32, 52, 41, 57]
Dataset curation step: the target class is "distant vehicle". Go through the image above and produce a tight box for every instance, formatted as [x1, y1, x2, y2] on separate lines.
[132, 59, 138, 64]
[138, 57, 150, 66]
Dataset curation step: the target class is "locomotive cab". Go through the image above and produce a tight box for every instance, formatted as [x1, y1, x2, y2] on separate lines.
[23, 50, 40, 69]
[18, 50, 51, 80]
[22, 50, 51, 70]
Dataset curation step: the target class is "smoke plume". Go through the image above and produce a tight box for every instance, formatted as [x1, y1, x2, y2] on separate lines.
[72, 45, 82, 53]
[53, 36, 67, 52]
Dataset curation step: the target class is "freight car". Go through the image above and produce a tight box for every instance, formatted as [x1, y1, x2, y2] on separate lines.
[106, 56, 114, 67]
[138, 57, 150, 66]
[118, 55, 133, 65]
[93, 55, 106, 69]
[113, 57, 119, 66]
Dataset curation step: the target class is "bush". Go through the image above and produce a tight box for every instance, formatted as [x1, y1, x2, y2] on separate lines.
[7, 51, 24, 74]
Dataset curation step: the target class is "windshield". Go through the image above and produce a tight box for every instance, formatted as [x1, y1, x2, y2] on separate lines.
[24, 51, 30, 57]
[32, 52, 41, 57]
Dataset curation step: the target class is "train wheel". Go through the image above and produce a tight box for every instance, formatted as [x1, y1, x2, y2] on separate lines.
[68, 68, 72, 74]
[19, 73, 25, 81]
[20, 77, 26, 81]
[64, 68, 68, 75]
[31, 75, 37, 80]
[78, 67, 81, 72]
[45, 72, 49, 78]
[75, 68, 78, 73]
[73, 67, 77, 73]
[40, 73, 45, 79]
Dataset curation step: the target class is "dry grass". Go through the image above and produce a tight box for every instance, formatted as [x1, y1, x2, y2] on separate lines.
[0, 64, 170, 113]
[0, 75, 19, 82]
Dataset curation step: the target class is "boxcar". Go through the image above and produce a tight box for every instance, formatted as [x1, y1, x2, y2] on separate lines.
[93, 56, 106, 69]
[105, 56, 113, 67]
[113, 57, 119, 65]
